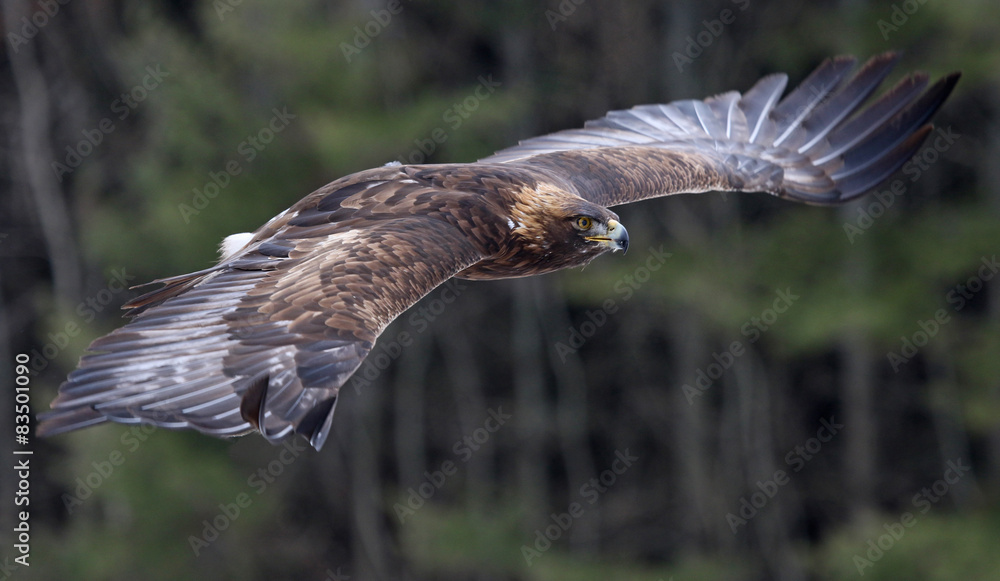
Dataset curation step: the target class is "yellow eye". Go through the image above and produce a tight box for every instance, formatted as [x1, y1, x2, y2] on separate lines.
[575, 216, 593, 230]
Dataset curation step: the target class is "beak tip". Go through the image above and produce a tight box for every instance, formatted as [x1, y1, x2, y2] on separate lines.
[610, 220, 629, 254]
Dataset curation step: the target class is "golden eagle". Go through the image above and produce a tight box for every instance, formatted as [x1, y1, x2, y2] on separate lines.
[38, 54, 959, 450]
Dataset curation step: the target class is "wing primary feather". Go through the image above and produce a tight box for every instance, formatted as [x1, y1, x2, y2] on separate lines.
[833, 125, 934, 200]
[814, 73, 929, 164]
[740, 73, 788, 144]
[294, 396, 338, 450]
[240, 373, 270, 432]
[796, 52, 901, 155]
[771, 56, 857, 148]
[832, 72, 960, 181]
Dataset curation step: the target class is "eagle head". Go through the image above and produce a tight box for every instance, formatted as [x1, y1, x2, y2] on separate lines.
[494, 184, 630, 276]
[548, 205, 629, 256]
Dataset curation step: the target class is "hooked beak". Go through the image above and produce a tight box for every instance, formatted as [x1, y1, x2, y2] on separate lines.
[585, 219, 629, 254]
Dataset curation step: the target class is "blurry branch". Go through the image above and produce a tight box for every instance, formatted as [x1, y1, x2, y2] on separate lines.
[349, 374, 397, 579]
[716, 338, 742, 550]
[985, 89, 1000, 491]
[838, 206, 876, 524]
[736, 355, 804, 581]
[512, 278, 550, 530]
[541, 284, 598, 554]
[440, 320, 491, 512]
[929, 355, 980, 509]
[394, 331, 430, 496]
[669, 308, 714, 549]
[3, 0, 81, 302]
[841, 328, 875, 519]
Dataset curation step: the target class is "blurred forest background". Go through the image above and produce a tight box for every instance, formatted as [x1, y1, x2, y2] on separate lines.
[1, 0, 999, 579]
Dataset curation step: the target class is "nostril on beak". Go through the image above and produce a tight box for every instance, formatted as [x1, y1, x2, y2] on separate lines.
[608, 219, 629, 254]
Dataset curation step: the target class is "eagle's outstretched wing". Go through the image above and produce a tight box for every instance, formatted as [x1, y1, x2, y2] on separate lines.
[39, 54, 959, 451]
[37, 169, 486, 450]
[483, 53, 960, 207]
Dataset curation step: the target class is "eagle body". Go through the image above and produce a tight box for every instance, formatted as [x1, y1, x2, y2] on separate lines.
[38, 54, 959, 450]
[251, 162, 623, 280]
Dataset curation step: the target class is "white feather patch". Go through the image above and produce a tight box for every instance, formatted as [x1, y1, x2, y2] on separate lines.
[219, 232, 254, 260]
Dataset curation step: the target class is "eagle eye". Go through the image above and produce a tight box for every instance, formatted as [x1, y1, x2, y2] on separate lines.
[573, 216, 593, 230]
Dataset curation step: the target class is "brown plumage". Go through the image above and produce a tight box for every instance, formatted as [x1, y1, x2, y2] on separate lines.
[38, 53, 960, 450]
